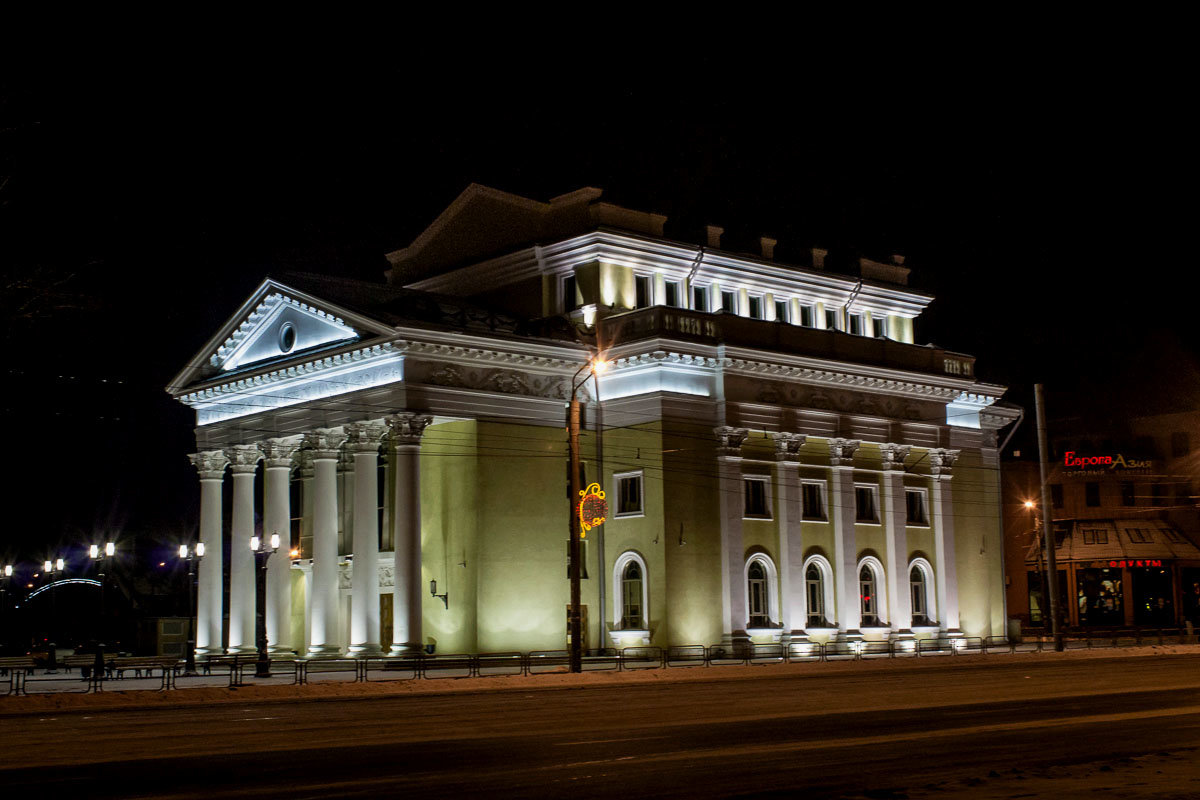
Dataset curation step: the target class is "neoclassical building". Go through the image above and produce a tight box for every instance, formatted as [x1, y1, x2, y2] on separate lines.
[168, 184, 1017, 657]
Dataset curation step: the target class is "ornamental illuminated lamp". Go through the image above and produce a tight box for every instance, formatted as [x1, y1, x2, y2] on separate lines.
[89, 541, 116, 647]
[179, 543, 205, 675]
[250, 533, 280, 678]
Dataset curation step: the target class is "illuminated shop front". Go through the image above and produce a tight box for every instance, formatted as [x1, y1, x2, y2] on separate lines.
[168, 184, 1016, 657]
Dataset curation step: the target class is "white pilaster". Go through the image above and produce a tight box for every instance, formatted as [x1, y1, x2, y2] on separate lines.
[388, 412, 432, 656]
[715, 426, 749, 646]
[189, 451, 229, 656]
[931, 448, 962, 633]
[881, 443, 912, 636]
[226, 445, 262, 654]
[772, 433, 806, 640]
[829, 438, 862, 637]
[306, 429, 347, 657]
[346, 422, 386, 655]
[262, 437, 299, 655]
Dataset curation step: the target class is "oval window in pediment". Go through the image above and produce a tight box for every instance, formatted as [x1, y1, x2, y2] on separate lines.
[279, 322, 297, 353]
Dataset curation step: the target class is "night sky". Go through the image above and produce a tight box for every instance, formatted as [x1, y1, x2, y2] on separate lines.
[1, 46, 1191, 569]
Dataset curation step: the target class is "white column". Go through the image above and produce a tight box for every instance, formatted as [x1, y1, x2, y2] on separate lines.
[772, 433, 806, 640]
[715, 426, 749, 646]
[225, 445, 262, 654]
[189, 451, 228, 656]
[306, 429, 347, 657]
[931, 448, 962, 632]
[346, 422, 386, 655]
[829, 438, 862, 637]
[881, 444, 912, 635]
[262, 438, 299, 655]
[388, 413, 432, 655]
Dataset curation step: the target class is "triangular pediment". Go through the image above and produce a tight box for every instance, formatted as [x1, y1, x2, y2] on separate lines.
[168, 279, 394, 394]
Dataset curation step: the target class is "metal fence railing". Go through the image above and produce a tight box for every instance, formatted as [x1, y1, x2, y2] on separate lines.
[4, 630, 1196, 696]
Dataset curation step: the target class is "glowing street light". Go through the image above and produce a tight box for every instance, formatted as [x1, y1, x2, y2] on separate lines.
[250, 534, 280, 677]
[178, 543, 205, 676]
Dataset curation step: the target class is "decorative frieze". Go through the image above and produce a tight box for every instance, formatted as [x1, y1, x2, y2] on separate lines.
[880, 443, 912, 472]
[387, 412, 433, 446]
[771, 432, 807, 462]
[714, 426, 750, 457]
[421, 363, 570, 400]
[188, 450, 229, 480]
[829, 438, 861, 467]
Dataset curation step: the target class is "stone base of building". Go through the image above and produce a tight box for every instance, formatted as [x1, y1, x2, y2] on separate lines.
[347, 643, 385, 656]
[305, 644, 343, 659]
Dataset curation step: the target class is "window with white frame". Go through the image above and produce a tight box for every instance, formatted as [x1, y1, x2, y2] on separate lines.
[860, 563, 881, 626]
[663, 280, 681, 308]
[745, 555, 778, 628]
[613, 551, 649, 630]
[824, 308, 840, 330]
[855, 484, 879, 523]
[802, 480, 826, 520]
[905, 488, 928, 526]
[635, 274, 652, 308]
[744, 476, 771, 519]
[774, 299, 789, 323]
[747, 295, 763, 319]
[799, 304, 815, 328]
[692, 284, 710, 311]
[721, 289, 738, 314]
[806, 563, 827, 627]
[873, 316, 888, 338]
[614, 471, 644, 517]
[910, 563, 932, 625]
[848, 312, 865, 335]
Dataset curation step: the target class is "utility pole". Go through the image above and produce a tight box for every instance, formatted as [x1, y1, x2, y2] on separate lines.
[568, 397, 582, 673]
[1035, 383, 1063, 651]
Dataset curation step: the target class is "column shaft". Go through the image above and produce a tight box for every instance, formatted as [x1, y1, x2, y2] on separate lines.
[776, 460, 804, 637]
[882, 470, 912, 632]
[831, 466, 861, 633]
[388, 413, 431, 656]
[190, 451, 228, 657]
[347, 423, 385, 655]
[307, 430, 346, 657]
[262, 439, 298, 655]
[932, 477, 961, 631]
[227, 467, 257, 653]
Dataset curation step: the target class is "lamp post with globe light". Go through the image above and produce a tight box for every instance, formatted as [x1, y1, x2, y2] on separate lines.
[89, 541, 115, 645]
[250, 534, 280, 678]
[178, 542, 205, 675]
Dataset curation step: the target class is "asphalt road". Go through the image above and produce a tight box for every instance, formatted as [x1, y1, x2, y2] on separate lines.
[4, 655, 1200, 798]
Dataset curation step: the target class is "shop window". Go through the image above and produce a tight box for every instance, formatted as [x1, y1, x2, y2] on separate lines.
[635, 275, 652, 308]
[1085, 482, 1100, 507]
[1051, 483, 1063, 509]
[1082, 529, 1108, 545]
[747, 295, 763, 319]
[692, 284, 710, 312]
[798, 304, 815, 328]
[614, 471, 644, 517]
[1133, 566, 1174, 626]
[1027, 569, 1069, 626]
[774, 299, 789, 323]
[802, 480, 826, 520]
[1121, 481, 1136, 506]
[905, 489, 928, 526]
[1172, 431, 1190, 458]
[663, 280, 681, 308]
[1077, 567, 1123, 626]
[721, 290, 738, 314]
[744, 476, 771, 519]
[855, 485, 879, 523]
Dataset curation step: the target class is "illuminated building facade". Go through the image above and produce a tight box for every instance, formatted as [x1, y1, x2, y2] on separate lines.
[1003, 413, 1200, 630]
[168, 184, 1016, 657]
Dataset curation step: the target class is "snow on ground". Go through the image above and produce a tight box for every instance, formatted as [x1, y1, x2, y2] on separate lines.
[3, 644, 1198, 717]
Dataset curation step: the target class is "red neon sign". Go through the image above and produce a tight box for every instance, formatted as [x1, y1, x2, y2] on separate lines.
[1108, 560, 1163, 568]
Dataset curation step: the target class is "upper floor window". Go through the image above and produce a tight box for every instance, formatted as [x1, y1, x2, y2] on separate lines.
[692, 285, 710, 312]
[747, 295, 763, 319]
[1121, 481, 1136, 506]
[848, 313, 865, 336]
[635, 275, 652, 309]
[663, 280, 681, 308]
[1082, 528, 1108, 545]
[799, 304, 815, 328]
[855, 484, 879, 523]
[614, 471, 644, 517]
[1124, 528, 1154, 543]
[905, 488, 928, 526]
[824, 308, 840, 330]
[774, 299, 789, 323]
[562, 275, 579, 312]
[721, 290, 738, 314]
[1085, 482, 1101, 507]
[744, 476, 771, 519]
[1051, 483, 1064, 509]
[873, 317, 888, 338]
[802, 480, 826, 520]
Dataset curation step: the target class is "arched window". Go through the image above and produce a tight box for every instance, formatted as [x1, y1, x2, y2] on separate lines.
[612, 551, 649, 631]
[860, 565, 880, 627]
[748, 561, 769, 627]
[621, 561, 644, 629]
[908, 558, 937, 626]
[806, 564, 827, 627]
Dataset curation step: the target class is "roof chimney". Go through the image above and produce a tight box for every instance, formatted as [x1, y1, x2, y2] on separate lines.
[760, 237, 777, 260]
[811, 247, 827, 270]
[706, 225, 724, 249]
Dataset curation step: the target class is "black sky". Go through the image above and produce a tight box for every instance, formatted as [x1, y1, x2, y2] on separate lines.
[0, 43, 1192, 564]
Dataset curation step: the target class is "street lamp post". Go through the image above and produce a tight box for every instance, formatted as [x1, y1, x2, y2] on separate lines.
[567, 355, 607, 674]
[43, 557, 64, 672]
[89, 542, 115, 646]
[250, 534, 280, 678]
[178, 543, 205, 675]
[0, 565, 12, 654]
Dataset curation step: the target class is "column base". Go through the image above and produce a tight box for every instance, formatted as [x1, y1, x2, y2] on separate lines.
[388, 643, 424, 657]
[195, 646, 225, 657]
[889, 629, 916, 641]
[837, 629, 864, 642]
[348, 643, 385, 656]
[305, 644, 344, 659]
[268, 646, 296, 657]
[940, 628, 964, 638]
[227, 645, 256, 656]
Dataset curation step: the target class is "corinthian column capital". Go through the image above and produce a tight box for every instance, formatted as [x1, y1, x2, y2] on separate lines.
[770, 432, 807, 462]
[345, 422, 388, 453]
[189, 450, 229, 480]
[880, 443, 912, 472]
[714, 426, 750, 457]
[829, 438, 861, 467]
[305, 428, 347, 460]
[261, 437, 301, 469]
[930, 448, 960, 479]
[226, 444, 264, 474]
[387, 413, 433, 447]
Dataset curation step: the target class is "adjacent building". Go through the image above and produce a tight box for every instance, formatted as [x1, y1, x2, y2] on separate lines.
[168, 184, 1016, 657]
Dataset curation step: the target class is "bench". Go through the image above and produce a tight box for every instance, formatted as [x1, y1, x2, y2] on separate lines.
[108, 657, 181, 690]
[1, 657, 36, 695]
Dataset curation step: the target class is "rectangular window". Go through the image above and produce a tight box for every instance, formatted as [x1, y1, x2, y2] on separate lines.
[1085, 482, 1101, 507]
[747, 295, 763, 319]
[1121, 481, 1136, 506]
[855, 485, 879, 523]
[289, 478, 303, 555]
[774, 299, 789, 323]
[743, 476, 771, 519]
[1050, 483, 1063, 509]
[799, 304, 815, 328]
[614, 471, 644, 517]
[1172, 431, 1190, 458]
[824, 308, 840, 330]
[1163, 528, 1184, 543]
[1124, 528, 1154, 543]
[873, 317, 888, 338]
[721, 290, 738, 314]
[1152, 483, 1167, 507]
[563, 275, 578, 312]
[848, 313, 865, 335]
[802, 480, 826, 520]
[1082, 529, 1108, 545]
[692, 285, 710, 311]
[635, 275, 652, 308]
[663, 280, 681, 308]
[905, 489, 928, 525]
